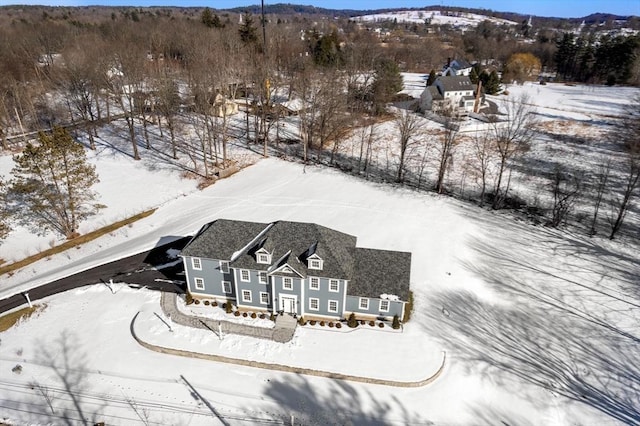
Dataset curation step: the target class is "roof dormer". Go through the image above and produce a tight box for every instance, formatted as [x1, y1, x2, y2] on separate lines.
[256, 247, 272, 264]
[307, 253, 324, 270]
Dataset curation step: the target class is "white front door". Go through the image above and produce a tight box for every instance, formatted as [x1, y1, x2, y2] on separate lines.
[279, 295, 297, 314]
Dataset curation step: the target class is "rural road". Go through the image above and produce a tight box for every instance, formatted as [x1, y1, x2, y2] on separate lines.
[0, 236, 191, 315]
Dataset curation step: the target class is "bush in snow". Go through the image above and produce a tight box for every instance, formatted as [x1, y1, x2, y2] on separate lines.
[392, 314, 401, 329]
[336, 322, 342, 329]
[225, 302, 233, 314]
[185, 293, 194, 305]
[298, 316, 306, 326]
[234, 311, 241, 317]
[348, 313, 358, 328]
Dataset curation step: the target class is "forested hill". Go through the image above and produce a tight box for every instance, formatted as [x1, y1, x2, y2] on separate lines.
[229, 3, 637, 24]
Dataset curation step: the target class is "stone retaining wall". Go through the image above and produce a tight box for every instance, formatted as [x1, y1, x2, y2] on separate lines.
[131, 312, 447, 388]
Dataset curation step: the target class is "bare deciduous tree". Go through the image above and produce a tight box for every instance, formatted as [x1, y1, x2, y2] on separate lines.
[435, 115, 459, 194]
[471, 129, 495, 205]
[491, 94, 537, 209]
[589, 157, 611, 236]
[608, 96, 640, 239]
[548, 164, 582, 228]
[395, 108, 423, 183]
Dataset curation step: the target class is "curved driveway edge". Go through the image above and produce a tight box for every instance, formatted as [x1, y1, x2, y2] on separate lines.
[130, 312, 447, 388]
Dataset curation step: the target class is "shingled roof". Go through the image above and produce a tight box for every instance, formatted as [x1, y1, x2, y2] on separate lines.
[437, 75, 475, 92]
[232, 220, 357, 279]
[180, 219, 269, 260]
[349, 248, 411, 301]
[181, 219, 411, 299]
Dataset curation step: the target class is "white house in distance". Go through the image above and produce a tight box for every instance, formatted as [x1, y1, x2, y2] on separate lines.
[442, 58, 473, 76]
[420, 75, 478, 115]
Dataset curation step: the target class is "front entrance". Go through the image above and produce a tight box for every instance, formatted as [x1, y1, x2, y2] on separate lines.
[279, 295, 297, 314]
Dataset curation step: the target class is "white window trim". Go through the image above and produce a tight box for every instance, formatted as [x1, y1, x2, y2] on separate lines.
[191, 257, 202, 271]
[308, 259, 323, 270]
[327, 300, 338, 313]
[242, 290, 252, 303]
[194, 277, 205, 291]
[222, 281, 232, 294]
[309, 277, 319, 290]
[309, 298, 319, 311]
[379, 300, 390, 312]
[260, 292, 270, 305]
[220, 261, 229, 274]
[240, 269, 250, 282]
[283, 277, 293, 290]
[329, 279, 339, 292]
[359, 297, 369, 310]
[258, 271, 267, 284]
[257, 253, 271, 264]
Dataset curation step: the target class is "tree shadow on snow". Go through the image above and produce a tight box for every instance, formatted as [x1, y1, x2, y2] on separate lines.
[422, 221, 640, 424]
[261, 375, 432, 426]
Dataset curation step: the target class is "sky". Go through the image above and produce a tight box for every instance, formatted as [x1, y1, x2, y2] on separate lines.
[0, 0, 638, 19]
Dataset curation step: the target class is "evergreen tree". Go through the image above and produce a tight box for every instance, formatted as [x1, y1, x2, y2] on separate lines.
[201, 8, 223, 28]
[392, 314, 400, 329]
[0, 178, 9, 242]
[554, 32, 578, 80]
[312, 30, 343, 67]
[10, 126, 102, 239]
[371, 58, 403, 113]
[469, 65, 480, 85]
[482, 70, 502, 95]
[238, 13, 258, 44]
[348, 312, 358, 328]
[426, 69, 437, 86]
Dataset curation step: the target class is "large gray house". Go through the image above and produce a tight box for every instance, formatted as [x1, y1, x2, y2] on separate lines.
[180, 219, 412, 321]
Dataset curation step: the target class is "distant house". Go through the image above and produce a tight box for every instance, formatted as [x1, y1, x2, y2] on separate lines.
[442, 58, 473, 77]
[180, 219, 412, 321]
[212, 93, 239, 118]
[420, 75, 478, 115]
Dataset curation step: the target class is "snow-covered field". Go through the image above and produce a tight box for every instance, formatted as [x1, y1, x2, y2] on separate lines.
[355, 9, 517, 27]
[0, 81, 639, 425]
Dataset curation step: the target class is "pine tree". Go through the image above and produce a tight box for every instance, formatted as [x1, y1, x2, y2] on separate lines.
[426, 69, 437, 86]
[238, 13, 258, 44]
[201, 8, 223, 28]
[469, 66, 479, 85]
[371, 58, 404, 113]
[0, 178, 9, 242]
[10, 126, 103, 239]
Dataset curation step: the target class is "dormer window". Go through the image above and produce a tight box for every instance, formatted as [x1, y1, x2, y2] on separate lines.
[308, 255, 323, 270]
[256, 249, 271, 264]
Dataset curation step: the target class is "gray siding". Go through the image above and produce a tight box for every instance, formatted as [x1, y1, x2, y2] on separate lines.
[235, 269, 272, 310]
[345, 296, 404, 320]
[304, 276, 345, 318]
[183, 256, 234, 299]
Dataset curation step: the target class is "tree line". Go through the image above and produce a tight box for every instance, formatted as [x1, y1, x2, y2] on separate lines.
[0, 6, 639, 245]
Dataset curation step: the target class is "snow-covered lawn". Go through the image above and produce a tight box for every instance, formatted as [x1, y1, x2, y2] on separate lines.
[0, 157, 638, 425]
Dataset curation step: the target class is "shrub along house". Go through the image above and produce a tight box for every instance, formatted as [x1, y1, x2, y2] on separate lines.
[180, 219, 412, 322]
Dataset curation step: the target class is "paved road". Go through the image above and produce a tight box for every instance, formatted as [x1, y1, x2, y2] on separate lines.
[0, 237, 191, 315]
